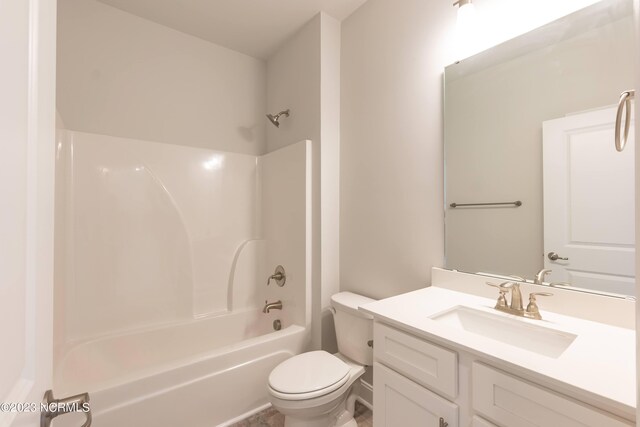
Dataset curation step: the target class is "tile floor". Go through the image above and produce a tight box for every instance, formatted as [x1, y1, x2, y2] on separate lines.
[231, 401, 373, 427]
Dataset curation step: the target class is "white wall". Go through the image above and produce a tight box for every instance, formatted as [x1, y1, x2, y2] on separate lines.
[319, 15, 342, 352]
[266, 13, 341, 350]
[57, 0, 267, 155]
[340, 0, 455, 299]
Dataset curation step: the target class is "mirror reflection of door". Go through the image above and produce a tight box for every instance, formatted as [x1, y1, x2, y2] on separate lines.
[543, 106, 635, 295]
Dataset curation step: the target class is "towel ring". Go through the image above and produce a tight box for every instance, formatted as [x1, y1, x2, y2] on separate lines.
[615, 90, 634, 152]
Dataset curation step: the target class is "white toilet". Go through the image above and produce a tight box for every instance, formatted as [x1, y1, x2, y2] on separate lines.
[267, 292, 375, 427]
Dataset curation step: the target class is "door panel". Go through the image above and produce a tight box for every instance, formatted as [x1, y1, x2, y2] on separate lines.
[543, 106, 635, 295]
[0, 0, 29, 404]
[0, 0, 56, 425]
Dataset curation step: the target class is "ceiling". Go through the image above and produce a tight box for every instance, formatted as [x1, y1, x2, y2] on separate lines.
[97, 0, 369, 59]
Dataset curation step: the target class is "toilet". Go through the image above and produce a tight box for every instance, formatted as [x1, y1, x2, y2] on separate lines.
[267, 292, 375, 427]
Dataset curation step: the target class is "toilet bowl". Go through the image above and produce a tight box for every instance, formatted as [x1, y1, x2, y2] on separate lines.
[267, 292, 375, 427]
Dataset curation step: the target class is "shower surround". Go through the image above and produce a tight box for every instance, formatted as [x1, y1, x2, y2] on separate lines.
[53, 131, 311, 426]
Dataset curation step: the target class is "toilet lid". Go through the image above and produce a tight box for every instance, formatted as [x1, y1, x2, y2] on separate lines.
[268, 351, 350, 395]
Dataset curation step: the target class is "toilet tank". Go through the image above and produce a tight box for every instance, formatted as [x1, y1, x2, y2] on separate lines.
[331, 292, 376, 365]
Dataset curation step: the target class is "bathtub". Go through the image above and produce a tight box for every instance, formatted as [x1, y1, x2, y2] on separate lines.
[54, 309, 308, 427]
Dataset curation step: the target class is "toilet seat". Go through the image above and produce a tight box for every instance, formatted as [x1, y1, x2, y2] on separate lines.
[268, 351, 351, 401]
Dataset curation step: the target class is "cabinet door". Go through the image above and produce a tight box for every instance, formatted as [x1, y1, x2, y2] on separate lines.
[472, 363, 634, 427]
[374, 362, 458, 427]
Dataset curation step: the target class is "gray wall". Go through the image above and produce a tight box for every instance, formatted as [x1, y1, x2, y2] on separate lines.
[266, 14, 342, 351]
[57, 0, 267, 155]
[340, 0, 456, 299]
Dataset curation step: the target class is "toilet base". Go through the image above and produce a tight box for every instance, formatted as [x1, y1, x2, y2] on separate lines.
[283, 406, 357, 427]
[335, 409, 358, 427]
[279, 390, 348, 427]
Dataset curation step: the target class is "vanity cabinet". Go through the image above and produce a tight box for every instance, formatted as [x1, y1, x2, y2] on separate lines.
[372, 321, 633, 427]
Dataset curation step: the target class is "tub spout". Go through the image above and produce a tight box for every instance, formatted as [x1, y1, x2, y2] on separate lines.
[263, 300, 283, 313]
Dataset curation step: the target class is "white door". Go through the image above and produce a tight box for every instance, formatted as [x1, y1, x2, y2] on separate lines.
[0, 0, 56, 426]
[543, 106, 635, 295]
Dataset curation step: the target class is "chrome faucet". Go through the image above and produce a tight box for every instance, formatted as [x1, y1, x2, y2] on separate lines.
[498, 281, 524, 312]
[534, 268, 552, 285]
[263, 300, 283, 313]
[504, 282, 523, 311]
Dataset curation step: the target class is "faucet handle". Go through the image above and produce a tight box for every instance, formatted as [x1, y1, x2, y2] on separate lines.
[486, 281, 513, 289]
[549, 281, 571, 287]
[499, 281, 516, 288]
[525, 292, 553, 320]
[267, 265, 286, 287]
[530, 292, 553, 298]
[486, 282, 509, 308]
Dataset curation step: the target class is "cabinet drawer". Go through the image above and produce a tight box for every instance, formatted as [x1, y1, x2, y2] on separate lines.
[472, 363, 633, 427]
[374, 362, 458, 427]
[374, 322, 457, 399]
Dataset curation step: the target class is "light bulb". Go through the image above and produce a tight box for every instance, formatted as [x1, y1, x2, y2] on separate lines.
[455, 0, 477, 59]
[457, 1, 475, 28]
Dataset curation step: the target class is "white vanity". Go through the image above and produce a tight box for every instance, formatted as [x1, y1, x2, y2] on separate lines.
[376, 2, 638, 425]
[360, 269, 636, 427]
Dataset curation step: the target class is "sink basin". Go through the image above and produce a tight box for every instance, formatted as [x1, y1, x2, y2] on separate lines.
[429, 306, 577, 358]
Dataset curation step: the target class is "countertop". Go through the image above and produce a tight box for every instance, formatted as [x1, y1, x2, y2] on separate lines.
[360, 286, 636, 420]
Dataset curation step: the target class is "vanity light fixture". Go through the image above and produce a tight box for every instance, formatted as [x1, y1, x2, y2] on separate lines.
[454, 0, 472, 8]
[454, 0, 475, 27]
[453, 0, 476, 58]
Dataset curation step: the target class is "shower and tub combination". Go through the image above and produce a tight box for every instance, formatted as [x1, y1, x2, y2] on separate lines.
[53, 126, 312, 426]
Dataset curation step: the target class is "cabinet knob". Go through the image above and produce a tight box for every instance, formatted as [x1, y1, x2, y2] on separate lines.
[439, 417, 448, 427]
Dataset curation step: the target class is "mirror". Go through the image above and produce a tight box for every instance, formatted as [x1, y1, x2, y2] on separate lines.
[444, 0, 635, 297]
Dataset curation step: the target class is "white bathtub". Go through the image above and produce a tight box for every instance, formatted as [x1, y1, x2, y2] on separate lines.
[54, 310, 308, 427]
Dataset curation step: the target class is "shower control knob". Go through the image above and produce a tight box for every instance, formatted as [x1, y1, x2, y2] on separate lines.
[267, 265, 286, 287]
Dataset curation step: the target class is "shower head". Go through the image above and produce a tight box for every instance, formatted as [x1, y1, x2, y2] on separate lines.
[266, 109, 290, 128]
